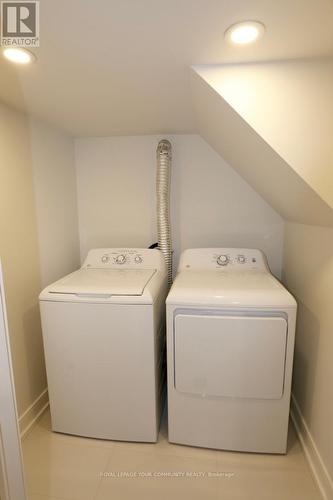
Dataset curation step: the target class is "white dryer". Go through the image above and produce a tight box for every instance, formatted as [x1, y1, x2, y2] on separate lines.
[166, 248, 297, 454]
[40, 248, 167, 442]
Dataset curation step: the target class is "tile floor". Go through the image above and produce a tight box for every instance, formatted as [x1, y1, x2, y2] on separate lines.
[22, 409, 322, 500]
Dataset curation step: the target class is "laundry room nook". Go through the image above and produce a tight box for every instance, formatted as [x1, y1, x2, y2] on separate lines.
[0, 2, 333, 500]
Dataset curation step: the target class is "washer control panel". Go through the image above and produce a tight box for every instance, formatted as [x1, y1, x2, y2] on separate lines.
[82, 248, 165, 270]
[178, 248, 269, 272]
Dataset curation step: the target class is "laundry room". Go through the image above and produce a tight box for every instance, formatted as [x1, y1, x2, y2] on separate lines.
[0, 2, 332, 500]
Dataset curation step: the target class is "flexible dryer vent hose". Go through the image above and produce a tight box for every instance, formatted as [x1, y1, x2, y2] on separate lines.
[156, 139, 172, 285]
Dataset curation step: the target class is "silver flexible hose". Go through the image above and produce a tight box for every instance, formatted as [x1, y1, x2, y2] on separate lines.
[156, 139, 172, 285]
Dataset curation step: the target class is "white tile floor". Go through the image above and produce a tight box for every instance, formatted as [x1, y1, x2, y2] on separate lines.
[23, 409, 322, 500]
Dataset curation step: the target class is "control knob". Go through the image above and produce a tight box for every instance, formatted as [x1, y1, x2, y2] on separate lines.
[101, 255, 109, 263]
[115, 254, 126, 264]
[217, 254, 229, 266]
[134, 255, 143, 264]
[237, 255, 246, 264]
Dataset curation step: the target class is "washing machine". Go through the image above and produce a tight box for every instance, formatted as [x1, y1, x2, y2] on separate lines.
[166, 248, 297, 454]
[39, 248, 167, 442]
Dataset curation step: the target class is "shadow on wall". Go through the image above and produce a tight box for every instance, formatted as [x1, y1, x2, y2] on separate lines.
[0, 60, 47, 418]
[292, 300, 320, 426]
[22, 304, 46, 406]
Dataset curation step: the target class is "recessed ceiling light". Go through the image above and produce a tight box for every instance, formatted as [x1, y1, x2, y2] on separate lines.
[225, 21, 265, 45]
[2, 47, 36, 64]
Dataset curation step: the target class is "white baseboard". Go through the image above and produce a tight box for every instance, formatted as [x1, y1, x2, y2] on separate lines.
[290, 393, 333, 500]
[19, 388, 49, 439]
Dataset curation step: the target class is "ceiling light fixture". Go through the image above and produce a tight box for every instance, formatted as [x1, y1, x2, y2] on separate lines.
[2, 47, 36, 64]
[225, 21, 265, 45]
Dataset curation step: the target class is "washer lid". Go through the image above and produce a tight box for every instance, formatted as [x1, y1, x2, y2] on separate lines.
[48, 268, 156, 296]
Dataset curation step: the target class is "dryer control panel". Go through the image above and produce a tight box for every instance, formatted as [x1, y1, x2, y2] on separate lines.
[82, 248, 166, 271]
[178, 248, 269, 272]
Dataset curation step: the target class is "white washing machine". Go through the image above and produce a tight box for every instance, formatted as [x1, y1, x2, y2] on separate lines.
[40, 248, 167, 442]
[166, 248, 297, 454]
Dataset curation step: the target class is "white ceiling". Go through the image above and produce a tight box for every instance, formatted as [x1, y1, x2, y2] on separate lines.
[1, 0, 333, 136]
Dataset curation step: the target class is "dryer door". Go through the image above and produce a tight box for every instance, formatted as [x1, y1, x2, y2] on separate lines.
[174, 313, 287, 400]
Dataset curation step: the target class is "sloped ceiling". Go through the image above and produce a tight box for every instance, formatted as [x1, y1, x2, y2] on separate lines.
[1, 0, 333, 135]
[191, 60, 333, 226]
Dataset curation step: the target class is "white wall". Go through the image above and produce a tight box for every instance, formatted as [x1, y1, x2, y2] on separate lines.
[0, 102, 46, 417]
[194, 59, 333, 210]
[30, 117, 80, 287]
[192, 63, 333, 227]
[0, 100, 80, 427]
[75, 134, 284, 276]
[283, 223, 333, 498]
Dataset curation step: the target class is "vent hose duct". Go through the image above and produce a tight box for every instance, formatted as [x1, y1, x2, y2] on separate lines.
[156, 139, 172, 285]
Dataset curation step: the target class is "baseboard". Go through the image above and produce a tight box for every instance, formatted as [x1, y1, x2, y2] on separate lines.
[19, 388, 49, 439]
[290, 393, 333, 500]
